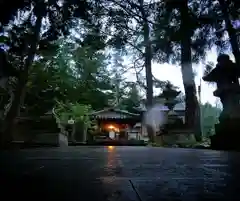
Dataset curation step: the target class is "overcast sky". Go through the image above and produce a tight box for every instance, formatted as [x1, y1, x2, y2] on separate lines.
[124, 46, 235, 106]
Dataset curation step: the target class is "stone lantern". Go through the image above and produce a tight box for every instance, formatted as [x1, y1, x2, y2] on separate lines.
[158, 83, 181, 111]
[202, 54, 240, 150]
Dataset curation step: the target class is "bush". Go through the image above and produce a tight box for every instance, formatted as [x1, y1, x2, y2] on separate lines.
[53, 101, 95, 142]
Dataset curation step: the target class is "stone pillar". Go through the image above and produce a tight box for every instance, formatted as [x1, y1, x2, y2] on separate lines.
[74, 121, 87, 143]
[56, 121, 69, 147]
[58, 132, 68, 147]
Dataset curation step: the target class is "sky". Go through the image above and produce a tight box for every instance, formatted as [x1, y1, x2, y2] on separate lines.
[151, 51, 218, 105]
[125, 47, 236, 106]
[122, 19, 240, 107]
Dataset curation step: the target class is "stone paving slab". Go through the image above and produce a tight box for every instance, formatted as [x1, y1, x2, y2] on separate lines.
[131, 178, 234, 201]
[1, 146, 240, 201]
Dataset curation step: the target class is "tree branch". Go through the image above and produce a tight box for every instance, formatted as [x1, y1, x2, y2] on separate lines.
[109, 0, 157, 26]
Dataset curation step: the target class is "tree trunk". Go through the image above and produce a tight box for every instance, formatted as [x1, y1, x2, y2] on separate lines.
[0, 8, 43, 148]
[144, 37, 154, 107]
[139, 0, 154, 143]
[144, 33, 155, 143]
[143, 20, 153, 107]
[218, 0, 240, 65]
[180, 0, 202, 142]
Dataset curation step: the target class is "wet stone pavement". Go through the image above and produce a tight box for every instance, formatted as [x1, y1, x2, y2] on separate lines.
[0, 146, 240, 201]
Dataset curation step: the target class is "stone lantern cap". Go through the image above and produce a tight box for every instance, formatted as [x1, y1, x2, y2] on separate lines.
[203, 54, 240, 92]
[203, 55, 240, 82]
[202, 54, 240, 98]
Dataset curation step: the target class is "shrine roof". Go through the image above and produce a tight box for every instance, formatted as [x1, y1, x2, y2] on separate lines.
[135, 102, 185, 112]
[89, 108, 140, 119]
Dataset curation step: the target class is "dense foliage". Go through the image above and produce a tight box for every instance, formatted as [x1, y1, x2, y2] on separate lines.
[200, 102, 221, 137]
[0, 0, 239, 146]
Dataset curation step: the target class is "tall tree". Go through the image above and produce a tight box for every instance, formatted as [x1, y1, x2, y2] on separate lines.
[1, 2, 45, 146]
[138, 0, 154, 107]
[96, 0, 160, 141]
[22, 37, 113, 116]
[110, 50, 127, 106]
[153, 0, 206, 141]
[120, 83, 141, 113]
[0, 0, 97, 147]
[152, 0, 237, 141]
[217, 0, 240, 65]
[180, 0, 202, 141]
[98, 0, 156, 106]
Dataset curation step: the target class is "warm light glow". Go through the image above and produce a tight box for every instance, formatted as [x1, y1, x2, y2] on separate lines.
[108, 125, 115, 129]
[107, 124, 119, 132]
[108, 146, 114, 150]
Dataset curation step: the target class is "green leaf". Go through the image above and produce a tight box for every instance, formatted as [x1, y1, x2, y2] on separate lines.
[0, 35, 9, 43]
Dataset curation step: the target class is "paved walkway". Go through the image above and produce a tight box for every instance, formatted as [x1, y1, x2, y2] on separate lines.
[1, 146, 240, 201]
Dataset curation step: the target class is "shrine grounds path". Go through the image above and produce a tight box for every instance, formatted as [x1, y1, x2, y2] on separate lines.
[1, 146, 240, 201]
